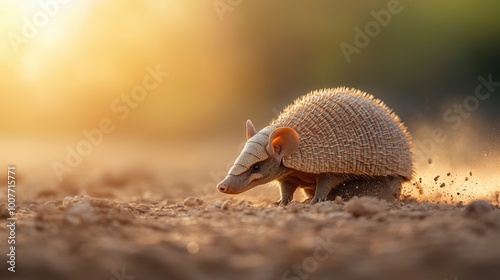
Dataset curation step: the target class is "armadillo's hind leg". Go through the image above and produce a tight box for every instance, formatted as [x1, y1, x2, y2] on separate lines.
[310, 174, 347, 204]
[274, 180, 298, 206]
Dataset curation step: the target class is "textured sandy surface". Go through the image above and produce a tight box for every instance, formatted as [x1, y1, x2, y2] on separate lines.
[0, 141, 499, 280]
[1, 191, 500, 280]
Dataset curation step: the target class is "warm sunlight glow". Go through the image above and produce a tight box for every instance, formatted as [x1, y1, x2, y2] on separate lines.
[2, 1, 217, 136]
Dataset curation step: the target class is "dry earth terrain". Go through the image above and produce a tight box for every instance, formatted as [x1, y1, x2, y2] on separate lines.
[0, 141, 499, 280]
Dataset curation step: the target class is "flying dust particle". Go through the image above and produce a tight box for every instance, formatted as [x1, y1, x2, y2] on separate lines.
[415, 183, 424, 195]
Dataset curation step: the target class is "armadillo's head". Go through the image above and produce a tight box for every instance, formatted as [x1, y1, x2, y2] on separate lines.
[217, 120, 299, 195]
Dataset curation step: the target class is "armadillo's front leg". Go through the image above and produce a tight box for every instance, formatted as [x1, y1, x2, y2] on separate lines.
[274, 180, 298, 206]
[310, 174, 346, 204]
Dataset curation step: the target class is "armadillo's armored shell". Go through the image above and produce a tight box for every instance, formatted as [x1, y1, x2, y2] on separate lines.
[227, 126, 275, 176]
[272, 88, 413, 179]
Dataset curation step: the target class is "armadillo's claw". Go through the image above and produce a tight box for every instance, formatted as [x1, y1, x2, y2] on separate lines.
[309, 196, 328, 204]
[273, 198, 291, 207]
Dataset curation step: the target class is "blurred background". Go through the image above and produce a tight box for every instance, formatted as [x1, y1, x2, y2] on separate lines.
[0, 0, 499, 199]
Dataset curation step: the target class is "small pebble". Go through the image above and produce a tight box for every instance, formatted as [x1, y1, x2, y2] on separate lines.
[345, 197, 385, 217]
[286, 202, 302, 212]
[205, 201, 224, 211]
[65, 201, 97, 225]
[334, 196, 345, 205]
[186, 241, 200, 254]
[183, 197, 203, 207]
[221, 200, 232, 210]
[463, 200, 494, 218]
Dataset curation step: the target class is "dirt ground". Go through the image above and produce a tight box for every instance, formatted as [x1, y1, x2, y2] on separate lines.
[0, 141, 499, 280]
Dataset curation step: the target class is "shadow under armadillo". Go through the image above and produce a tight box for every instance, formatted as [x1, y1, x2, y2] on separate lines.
[330, 176, 403, 201]
[302, 176, 403, 202]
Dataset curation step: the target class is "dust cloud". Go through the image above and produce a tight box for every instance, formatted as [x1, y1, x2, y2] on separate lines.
[406, 116, 499, 206]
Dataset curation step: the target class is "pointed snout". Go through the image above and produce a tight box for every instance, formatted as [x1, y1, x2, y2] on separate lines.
[216, 179, 239, 194]
[217, 181, 239, 194]
[216, 175, 249, 194]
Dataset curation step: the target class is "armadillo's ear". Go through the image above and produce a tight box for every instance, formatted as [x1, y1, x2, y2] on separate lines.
[246, 120, 257, 140]
[266, 127, 299, 159]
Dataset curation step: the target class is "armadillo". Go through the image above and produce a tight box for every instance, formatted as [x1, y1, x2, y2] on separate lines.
[217, 87, 413, 205]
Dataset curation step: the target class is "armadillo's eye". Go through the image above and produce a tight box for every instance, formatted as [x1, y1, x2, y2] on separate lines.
[251, 164, 260, 173]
